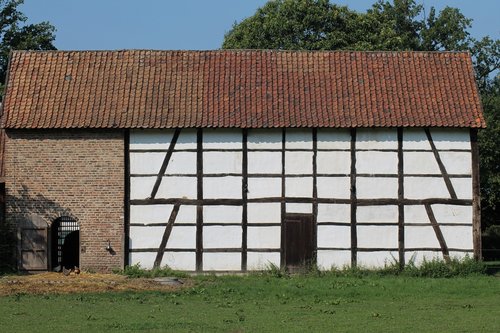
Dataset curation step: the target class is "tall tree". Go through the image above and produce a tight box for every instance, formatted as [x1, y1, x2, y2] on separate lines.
[0, 0, 56, 92]
[224, 0, 500, 258]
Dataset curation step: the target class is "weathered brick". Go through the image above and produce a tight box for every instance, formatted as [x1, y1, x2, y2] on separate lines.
[5, 129, 125, 272]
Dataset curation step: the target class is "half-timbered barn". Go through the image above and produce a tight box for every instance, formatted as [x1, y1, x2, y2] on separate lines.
[0, 50, 484, 272]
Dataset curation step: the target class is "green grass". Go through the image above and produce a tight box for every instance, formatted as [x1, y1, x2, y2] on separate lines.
[1, 274, 499, 332]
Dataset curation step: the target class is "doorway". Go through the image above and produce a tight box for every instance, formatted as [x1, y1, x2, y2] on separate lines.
[51, 216, 80, 270]
[284, 213, 314, 270]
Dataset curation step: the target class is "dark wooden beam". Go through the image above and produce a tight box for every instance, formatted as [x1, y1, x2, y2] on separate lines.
[124, 129, 130, 267]
[350, 128, 357, 267]
[153, 203, 180, 268]
[424, 204, 450, 263]
[312, 128, 318, 265]
[131, 197, 472, 207]
[150, 129, 181, 199]
[196, 128, 203, 271]
[470, 129, 482, 260]
[425, 129, 457, 199]
[241, 129, 248, 271]
[280, 128, 286, 268]
[397, 128, 405, 268]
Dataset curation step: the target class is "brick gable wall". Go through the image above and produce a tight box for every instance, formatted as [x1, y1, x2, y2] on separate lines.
[5, 130, 125, 272]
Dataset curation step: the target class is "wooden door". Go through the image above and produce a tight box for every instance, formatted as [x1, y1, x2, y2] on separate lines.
[20, 228, 48, 271]
[284, 213, 314, 269]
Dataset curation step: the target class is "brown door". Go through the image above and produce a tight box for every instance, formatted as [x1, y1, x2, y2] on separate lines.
[284, 213, 314, 269]
[20, 228, 48, 271]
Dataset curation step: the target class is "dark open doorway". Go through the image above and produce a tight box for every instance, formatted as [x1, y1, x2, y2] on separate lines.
[284, 213, 314, 271]
[50, 216, 79, 270]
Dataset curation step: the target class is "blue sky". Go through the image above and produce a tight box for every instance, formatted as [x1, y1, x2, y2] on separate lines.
[20, 0, 499, 50]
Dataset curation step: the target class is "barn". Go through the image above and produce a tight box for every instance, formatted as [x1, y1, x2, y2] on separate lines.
[0, 50, 484, 272]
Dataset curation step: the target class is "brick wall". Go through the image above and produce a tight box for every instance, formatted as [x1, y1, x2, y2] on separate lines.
[5, 129, 125, 272]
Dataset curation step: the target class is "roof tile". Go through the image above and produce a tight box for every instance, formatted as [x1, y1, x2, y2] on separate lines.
[0, 50, 485, 129]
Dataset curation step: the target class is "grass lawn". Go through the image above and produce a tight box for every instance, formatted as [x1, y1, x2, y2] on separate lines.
[0, 274, 499, 332]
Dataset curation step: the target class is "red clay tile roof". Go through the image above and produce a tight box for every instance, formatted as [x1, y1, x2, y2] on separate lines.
[1, 50, 485, 129]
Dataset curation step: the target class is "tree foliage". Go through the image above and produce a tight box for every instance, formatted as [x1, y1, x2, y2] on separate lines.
[0, 0, 56, 90]
[224, 0, 500, 256]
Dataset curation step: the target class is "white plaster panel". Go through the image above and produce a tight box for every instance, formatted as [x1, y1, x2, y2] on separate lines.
[431, 205, 472, 224]
[357, 226, 398, 248]
[404, 226, 440, 248]
[317, 225, 350, 248]
[317, 204, 350, 223]
[176, 206, 197, 224]
[130, 152, 164, 174]
[439, 152, 471, 175]
[156, 177, 197, 199]
[317, 151, 351, 174]
[130, 204, 171, 224]
[166, 152, 197, 174]
[130, 129, 197, 150]
[317, 177, 350, 199]
[441, 226, 473, 249]
[356, 129, 397, 150]
[285, 151, 313, 174]
[203, 129, 242, 149]
[248, 152, 282, 174]
[285, 177, 313, 197]
[203, 151, 242, 174]
[404, 205, 430, 224]
[286, 203, 312, 214]
[357, 206, 398, 223]
[129, 252, 155, 269]
[247, 252, 281, 270]
[404, 177, 450, 199]
[129, 226, 163, 249]
[130, 205, 195, 225]
[357, 177, 398, 199]
[203, 177, 242, 199]
[405, 251, 442, 266]
[247, 226, 281, 248]
[247, 129, 282, 149]
[285, 129, 312, 149]
[430, 129, 470, 150]
[357, 251, 399, 268]
[248, 177, 281, 199]
[248, 203, 281, 223]
[403, 129, 431, 150]
[204, 206, 242, 224]
[203, 253, 241, 271]
[166, 226, 196, 249]
[130, 177, 155, 199]
[162, 252, 196, 271]
[130, 151, 196, 175]
[450, 178, 472, 200]
[317, 250, 351, 269]
[130, 130, 173, 150]
[356, 151, 398, 174]
[317, 129, 351, 149]
[404, 152, 441, 174]
[203, 226, 242, 248]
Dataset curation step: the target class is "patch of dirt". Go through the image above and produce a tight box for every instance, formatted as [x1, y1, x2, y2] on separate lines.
[0, 272, 191, 296]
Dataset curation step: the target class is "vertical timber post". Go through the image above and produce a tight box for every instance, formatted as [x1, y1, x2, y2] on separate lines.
[350, 128, 357, 267]
[196, 128, 203, 271]
[312, 128, 318, 266]
[241, 129, 248, 271]
[397, 128, 405, 268]
[124, 129, 130, 267]
[280, 128, 286, 268]
[470, 129, 481, 260]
